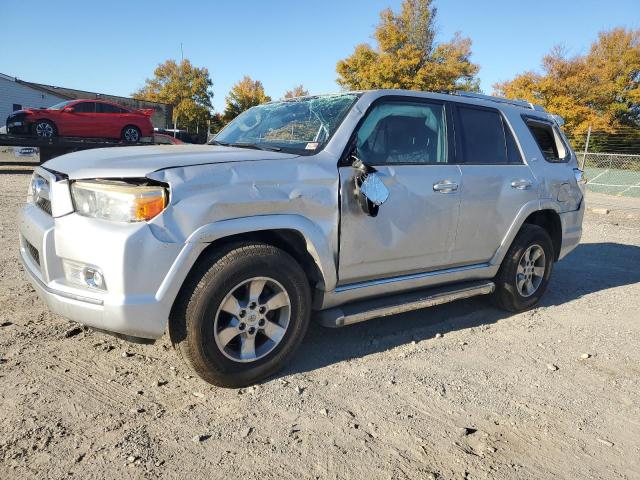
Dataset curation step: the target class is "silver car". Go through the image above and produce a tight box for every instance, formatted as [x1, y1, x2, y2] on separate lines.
[18, 90, 585, 387]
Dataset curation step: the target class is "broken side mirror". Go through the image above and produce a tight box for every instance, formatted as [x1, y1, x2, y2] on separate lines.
[351, 150, 389, 217]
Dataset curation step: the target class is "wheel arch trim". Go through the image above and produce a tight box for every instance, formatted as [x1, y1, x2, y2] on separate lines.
[489, 200, 563, 266]
[185, 214, 337, 291]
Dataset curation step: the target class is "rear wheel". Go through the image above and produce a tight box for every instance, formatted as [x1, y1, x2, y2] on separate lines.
[121, 125, 141, 143]
[170, 242, 311, 387]
[33, 120, 56, 138]
[492, 224, 554, 312]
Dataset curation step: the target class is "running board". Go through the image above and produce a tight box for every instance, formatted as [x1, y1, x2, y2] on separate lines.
[315, 280, 495, 328]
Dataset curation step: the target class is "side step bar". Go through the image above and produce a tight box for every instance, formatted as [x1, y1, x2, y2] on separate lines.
[316, 280, 495, 328]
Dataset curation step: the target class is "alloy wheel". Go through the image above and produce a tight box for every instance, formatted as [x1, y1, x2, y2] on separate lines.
[35, 122, 54, 138]
[124, 127, 139, 142]
[516, 244, 546, 297]
[213, 277, 291, 363]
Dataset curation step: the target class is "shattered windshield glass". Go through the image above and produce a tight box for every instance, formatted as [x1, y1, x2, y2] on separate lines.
[212, 93, 360, 154]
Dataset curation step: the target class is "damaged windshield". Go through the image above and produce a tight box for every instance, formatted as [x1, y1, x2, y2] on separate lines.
[212, 93, 360, 154]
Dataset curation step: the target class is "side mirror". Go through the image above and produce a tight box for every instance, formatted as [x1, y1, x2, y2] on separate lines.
[63, 106, 75, 113]
[351, 152, 389, 217]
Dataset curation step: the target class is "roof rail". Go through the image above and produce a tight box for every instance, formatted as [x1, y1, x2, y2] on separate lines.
[452, 91, 546, 112]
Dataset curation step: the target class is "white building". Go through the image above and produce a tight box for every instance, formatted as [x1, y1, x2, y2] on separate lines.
[0, 73, 66, 126]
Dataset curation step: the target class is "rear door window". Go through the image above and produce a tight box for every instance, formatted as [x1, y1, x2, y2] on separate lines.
[73, 102, 96, 113]
[96, 103, 121, 114]
[456, 105, 510, 164]
[525, 119, 569, 162]
[505, 123, 523, 164]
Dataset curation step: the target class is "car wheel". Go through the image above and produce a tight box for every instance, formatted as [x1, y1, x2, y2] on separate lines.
[33, 120, 56, 138]
[122, 126, 141, 143]
[169, 242, 311, 388]
[491, 224, 554, 312]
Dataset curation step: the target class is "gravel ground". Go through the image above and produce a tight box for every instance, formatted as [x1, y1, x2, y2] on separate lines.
[1, 154, 639, 479]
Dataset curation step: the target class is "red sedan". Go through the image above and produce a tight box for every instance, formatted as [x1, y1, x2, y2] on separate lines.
[5, 99, 154, 143]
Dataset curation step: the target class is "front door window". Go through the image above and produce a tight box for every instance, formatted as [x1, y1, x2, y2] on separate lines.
[356, 102, 448, 165]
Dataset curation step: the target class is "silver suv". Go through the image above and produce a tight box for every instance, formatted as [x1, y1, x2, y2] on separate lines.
[18, 90, 585, 387]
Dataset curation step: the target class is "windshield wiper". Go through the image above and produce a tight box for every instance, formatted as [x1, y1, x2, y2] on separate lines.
[210, 140, 281, 152]
[229, 142, 281, 152]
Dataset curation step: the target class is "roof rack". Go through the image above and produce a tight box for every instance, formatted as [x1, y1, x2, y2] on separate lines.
[452, 91, 546, 112]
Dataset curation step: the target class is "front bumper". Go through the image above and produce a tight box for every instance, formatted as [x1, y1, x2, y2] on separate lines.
[18, 201, 201, 340]
[7, 121, 30, 134]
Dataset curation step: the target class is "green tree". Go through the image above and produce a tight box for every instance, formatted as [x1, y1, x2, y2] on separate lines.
[209, 113, 225, 134]
[284, 85, 309, 98]
[494, 28, 640, 138]
[336, 0, 479, 92]
[223, 76, 271, 122]
[133, 59, 214, 132]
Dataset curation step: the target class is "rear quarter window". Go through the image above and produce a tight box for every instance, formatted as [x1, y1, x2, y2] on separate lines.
[524, 118, 569, 163]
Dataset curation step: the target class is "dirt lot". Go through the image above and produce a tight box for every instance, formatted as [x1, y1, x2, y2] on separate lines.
[1, 153, 639, 479]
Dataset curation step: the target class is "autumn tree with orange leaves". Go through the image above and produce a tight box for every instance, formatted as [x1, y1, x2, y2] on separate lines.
[494, 28, 640, 141]
[284, 85, 309, 99]
[133, 59, 213, 132]
[223, 76, 271, 122]
[336, 0, 479, 92]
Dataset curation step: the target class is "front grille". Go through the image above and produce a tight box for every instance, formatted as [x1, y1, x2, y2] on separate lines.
[25, 240, 40, 267]
[36, 197, 52, 215]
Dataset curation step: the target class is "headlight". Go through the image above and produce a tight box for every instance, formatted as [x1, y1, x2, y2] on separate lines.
[71, 180, 168, 222]
[27, 172, 47, 203]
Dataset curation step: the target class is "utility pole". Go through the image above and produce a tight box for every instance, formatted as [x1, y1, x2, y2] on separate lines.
[180, 42, 184, 61]
[581, 125, 591, 170]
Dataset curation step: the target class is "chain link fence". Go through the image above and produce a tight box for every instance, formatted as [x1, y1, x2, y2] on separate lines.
[580, 152, 640, 197]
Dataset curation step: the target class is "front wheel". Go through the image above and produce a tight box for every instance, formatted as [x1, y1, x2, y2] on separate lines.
[170, 243, 311, 387]
[492, 224, 554, 312]
[33, 120, 57, 138]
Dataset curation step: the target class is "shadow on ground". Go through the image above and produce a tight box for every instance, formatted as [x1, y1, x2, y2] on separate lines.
[0, 161, 39, 167]
[0, 169, 34, 175]
[282, 242, 640, 378]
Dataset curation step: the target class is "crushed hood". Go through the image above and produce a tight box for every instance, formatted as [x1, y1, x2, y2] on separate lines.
[43, 144, 300, 179]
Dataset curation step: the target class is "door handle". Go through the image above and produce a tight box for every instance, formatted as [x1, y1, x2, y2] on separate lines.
[433, 181, 459, 193]
[511, 179, 533, 190]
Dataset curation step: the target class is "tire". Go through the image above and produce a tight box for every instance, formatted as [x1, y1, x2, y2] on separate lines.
[491, 224, 554, 312]
[32, 120, 56, 138]
[121, 125, 141, 143]
[169, 242, 311, 388]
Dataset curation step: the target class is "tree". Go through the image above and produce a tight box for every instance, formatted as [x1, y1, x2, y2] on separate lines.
[494, 28, 640, 139]
[210, 113, 225, 134]
[133, 59, 214, 132]
[223, 76, 271, 122]
[336, 0, 479, 92]
[284, 85, 309, 98]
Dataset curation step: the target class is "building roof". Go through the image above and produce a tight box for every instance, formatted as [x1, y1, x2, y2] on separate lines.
[16, 80, 171, 107]
[0, 72, 170, 107]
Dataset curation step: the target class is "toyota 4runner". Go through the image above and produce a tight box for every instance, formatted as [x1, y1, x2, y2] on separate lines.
[18, 90, 585, 387]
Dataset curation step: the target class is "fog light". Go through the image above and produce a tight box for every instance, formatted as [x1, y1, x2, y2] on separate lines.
[63, 260, 106, 290]
[84, 268, 104, 289]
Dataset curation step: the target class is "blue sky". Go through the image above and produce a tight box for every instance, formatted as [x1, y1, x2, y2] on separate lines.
[2, 0, 638, 112]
